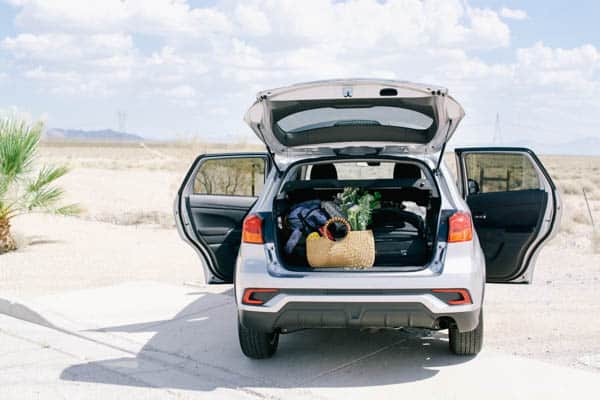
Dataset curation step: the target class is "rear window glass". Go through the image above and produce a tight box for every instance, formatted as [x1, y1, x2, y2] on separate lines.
[304, 162, 422, 180]
[277, 106, 433, 133]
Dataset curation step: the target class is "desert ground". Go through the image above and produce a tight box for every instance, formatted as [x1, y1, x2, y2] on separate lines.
[2, 141, 600, 376]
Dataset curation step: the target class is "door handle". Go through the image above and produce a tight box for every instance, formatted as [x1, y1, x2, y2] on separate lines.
[474, 213, 487, 220]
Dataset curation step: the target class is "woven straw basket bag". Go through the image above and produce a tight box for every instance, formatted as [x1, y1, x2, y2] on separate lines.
[306, 217, 375, 269]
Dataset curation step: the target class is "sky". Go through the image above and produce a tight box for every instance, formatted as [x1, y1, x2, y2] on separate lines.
[0, 0, 599, 147]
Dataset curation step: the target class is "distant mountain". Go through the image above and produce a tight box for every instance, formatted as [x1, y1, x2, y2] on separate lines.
[44, 128, 599, 155]
[503, 136, 600, 156]
[44, 128, 145, 142]
[452, 136, 600, 156]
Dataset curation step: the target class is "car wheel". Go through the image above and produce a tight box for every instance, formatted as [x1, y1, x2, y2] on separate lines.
[449, 309, 483, 356]
[238, 318, 279, 359]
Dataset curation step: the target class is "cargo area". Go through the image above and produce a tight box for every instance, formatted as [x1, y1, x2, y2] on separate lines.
[273, 160, 442, 271]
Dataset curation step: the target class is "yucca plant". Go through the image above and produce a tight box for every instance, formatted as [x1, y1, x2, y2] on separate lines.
[0, 118, 79, 253]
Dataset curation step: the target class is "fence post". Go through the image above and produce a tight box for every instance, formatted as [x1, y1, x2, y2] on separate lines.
[583, 188, 595, 231]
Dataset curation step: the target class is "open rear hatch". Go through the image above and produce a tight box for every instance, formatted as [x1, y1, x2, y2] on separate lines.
[244, 79, 464, 161]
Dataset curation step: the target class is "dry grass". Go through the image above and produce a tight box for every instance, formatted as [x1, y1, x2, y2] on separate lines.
[40, 140, 264, 172]
[38, 140, 265, 230]
[572, 210, 591, 225]
[533, 156, 600, 236]
[559, 181, 580, 195]
[90, 211, 175, 228]
[594, 231, 600, 253]
[559, 219, 575, 234]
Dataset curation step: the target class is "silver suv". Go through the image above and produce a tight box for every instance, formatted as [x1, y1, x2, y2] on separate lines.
[175, 79, 561, 359]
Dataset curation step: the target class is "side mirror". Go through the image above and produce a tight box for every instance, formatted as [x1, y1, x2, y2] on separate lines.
[467, 179, 480, 195]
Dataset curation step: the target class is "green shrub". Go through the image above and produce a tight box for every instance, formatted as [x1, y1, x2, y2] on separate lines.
[0, 118, 79, 253]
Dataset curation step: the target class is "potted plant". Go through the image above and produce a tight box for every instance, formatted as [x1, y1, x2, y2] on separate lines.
[306, 188, 381, 269]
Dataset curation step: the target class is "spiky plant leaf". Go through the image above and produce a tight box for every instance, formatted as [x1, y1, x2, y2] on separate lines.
[0, 118, 77, 252]
[27, 165, 69, 193]
[0, 176, 8, 198]
[27, 186, 64, 211]
[0, 119, 41, 181]
[54, 203, 82, 216]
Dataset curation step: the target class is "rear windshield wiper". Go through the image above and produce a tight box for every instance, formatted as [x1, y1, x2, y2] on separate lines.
[288, 119, 380, 133]
[288, 120, 337, 133]
[333, 119, 381, 127]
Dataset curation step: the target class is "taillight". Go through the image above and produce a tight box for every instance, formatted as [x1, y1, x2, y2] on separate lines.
[242, 214, 264, 244]
[242, 288, 278, 305]
[448, 211, 473, 243]
[431, 289, 473, 305]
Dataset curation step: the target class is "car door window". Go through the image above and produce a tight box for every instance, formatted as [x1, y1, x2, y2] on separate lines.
[193, 157, 266, 197]
[463, 153, 540, 194]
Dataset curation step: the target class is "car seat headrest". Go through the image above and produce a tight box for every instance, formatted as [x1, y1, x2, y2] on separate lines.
[393, 164, 421, 180]
[310, 163, 338, 180]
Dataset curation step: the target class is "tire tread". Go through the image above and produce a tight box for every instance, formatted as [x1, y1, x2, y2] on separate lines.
[449, 310, 483, 356]
[238, 320, 279, 359]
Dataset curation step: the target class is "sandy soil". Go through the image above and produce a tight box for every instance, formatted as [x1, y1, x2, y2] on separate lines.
[1, 142, 599, 372]
[2, 214, 200, 297]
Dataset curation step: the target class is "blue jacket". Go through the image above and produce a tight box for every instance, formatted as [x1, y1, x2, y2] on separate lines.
[284, 200, 329, 254]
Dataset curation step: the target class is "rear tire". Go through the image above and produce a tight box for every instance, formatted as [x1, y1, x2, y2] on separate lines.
[449, 309, 483, 356]
[238, 319, 279, 359]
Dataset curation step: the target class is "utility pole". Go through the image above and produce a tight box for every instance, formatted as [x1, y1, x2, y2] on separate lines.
[117, 110, 127, 132]
[493, 112, 502, 145]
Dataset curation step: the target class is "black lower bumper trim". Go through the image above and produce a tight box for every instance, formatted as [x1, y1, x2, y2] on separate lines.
[239, 302, 480, 333]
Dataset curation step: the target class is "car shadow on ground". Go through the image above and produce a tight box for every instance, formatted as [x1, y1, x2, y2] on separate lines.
[60, 288, 474, 391]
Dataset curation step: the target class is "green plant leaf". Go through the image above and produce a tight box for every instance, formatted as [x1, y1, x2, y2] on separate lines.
[54, 203, 81, 216]
[27, 165, 69, 193]
[0, 119, 42, 180]
[1, 117, 76, 223]
[27, 186, 64, 211]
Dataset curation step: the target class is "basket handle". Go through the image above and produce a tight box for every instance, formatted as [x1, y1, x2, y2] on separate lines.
[323, 216, 351, 237]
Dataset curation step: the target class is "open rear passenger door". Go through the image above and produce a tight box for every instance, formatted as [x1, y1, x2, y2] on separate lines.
[455, 148, 561, 283]
[174, 153, 270, 283]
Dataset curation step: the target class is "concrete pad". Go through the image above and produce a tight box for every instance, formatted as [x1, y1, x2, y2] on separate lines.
[1, 281, 599, 400]
[0, 331, 41, 355]
[0, 315, 261, 400]
[305, 337, 596, 400]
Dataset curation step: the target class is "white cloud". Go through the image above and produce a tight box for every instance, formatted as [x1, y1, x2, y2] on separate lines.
[466, 7, 510, 48]
[515, 42, 600, 88]
[245, 0, 511, 51]
[164, 84, 196, 99]
[500, 7, 528, 20]
[1, 0, 600, 145]
[8, 0, 513, 50]
[10, 0, 232, 37]
[23, 66, 79, 83]
[234, 3, 271, 36]
[2, 33, 134, 61]
[22, 66, 117, 96]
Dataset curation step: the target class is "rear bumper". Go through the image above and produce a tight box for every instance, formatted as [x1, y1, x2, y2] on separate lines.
[239, 299, 480, 333]
[236, 240, 485, 333]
